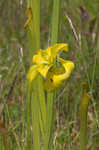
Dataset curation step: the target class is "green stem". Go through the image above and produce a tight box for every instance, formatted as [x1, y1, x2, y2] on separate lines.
[26, 1, 46, 150]
[31, 81, 41, 150]
[45, 92, 54, 150]
[38, 75, 46, 131]
[31, 0, 40, 50]
[25, 82, 31, 150]
[37, 75, 46, 143]
[26, 0, 40, 60]
[51, 0, 60, 45]
[80, 83, 90, 150]
[45, 0, 60, 150]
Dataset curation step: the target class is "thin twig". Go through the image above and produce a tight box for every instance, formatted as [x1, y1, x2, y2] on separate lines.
[65, 13, 79, 47]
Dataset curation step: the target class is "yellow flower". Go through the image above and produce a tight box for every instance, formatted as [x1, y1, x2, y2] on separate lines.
[27, 43, 74, 91]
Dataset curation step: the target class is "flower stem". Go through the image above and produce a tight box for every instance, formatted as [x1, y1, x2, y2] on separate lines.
[31, 80, 41, 150]
[26, 0, 46, 150]
[80, 83, 90, 150]
[51, 0, 60, 45]
[45, 0, 60, 150]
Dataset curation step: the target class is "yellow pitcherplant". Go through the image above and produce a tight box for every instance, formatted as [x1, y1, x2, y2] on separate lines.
[27, 44, 74, 91]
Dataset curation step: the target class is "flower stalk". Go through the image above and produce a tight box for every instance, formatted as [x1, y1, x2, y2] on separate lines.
[45, 0, 60, 149]
[80, 83, 90, 150]
[25, 0, 46, 150]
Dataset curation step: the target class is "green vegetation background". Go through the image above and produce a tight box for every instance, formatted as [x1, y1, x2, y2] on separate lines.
[0, 0, 99, 150]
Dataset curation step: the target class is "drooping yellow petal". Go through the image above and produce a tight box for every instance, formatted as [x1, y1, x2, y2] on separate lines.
[33, 49, 49, 65]
[37, 64, 53, 78]
[53, 58, 74, 83]
[27, 65, 38, 83]
[49, 43, 68, 62]
[33, 43, 68, 65]
[44, 58, 74, 91]
[44, 66, 65, 91]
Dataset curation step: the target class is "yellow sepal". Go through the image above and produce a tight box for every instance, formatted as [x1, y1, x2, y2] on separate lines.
[27, 65, 38, 83]
[44, 58, 74, 91]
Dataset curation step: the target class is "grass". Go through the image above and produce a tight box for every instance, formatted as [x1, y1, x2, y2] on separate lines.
[0, 0, 99, 150]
